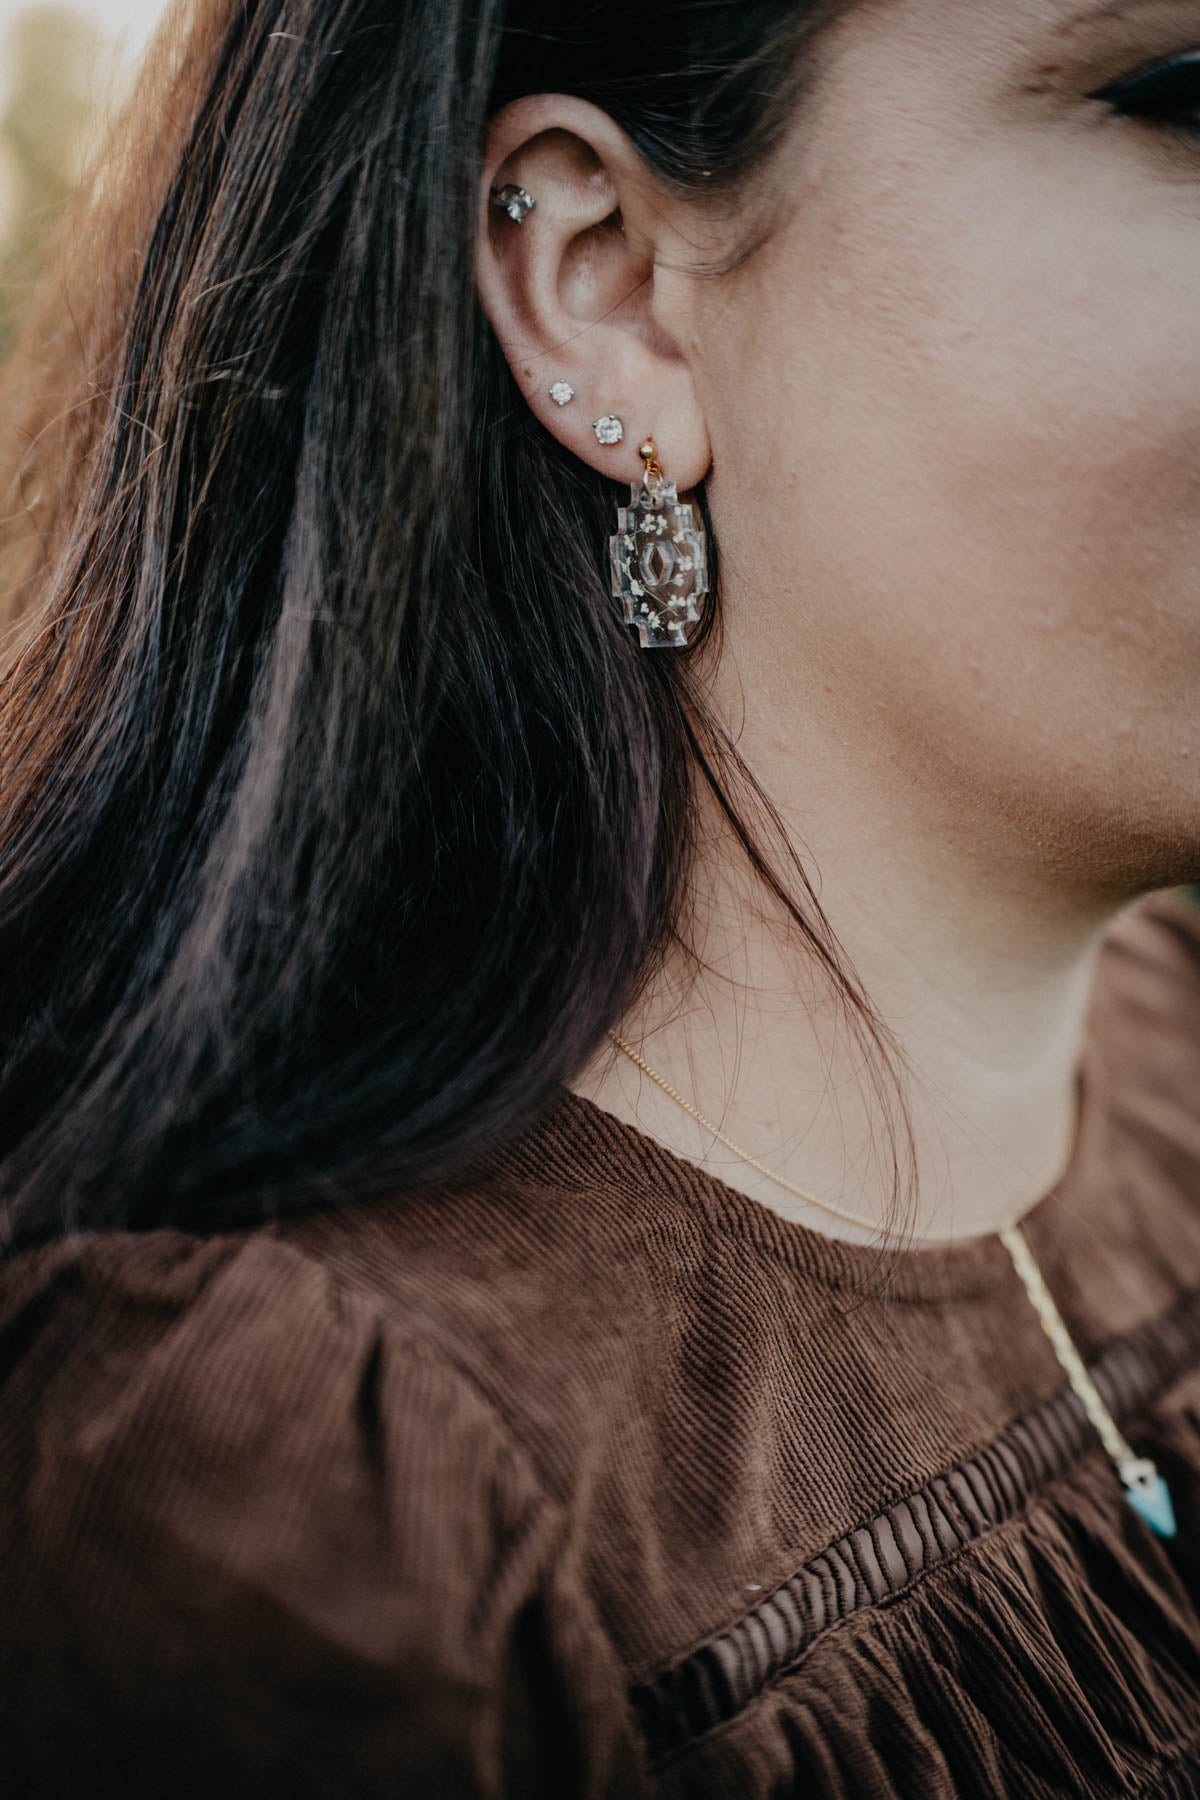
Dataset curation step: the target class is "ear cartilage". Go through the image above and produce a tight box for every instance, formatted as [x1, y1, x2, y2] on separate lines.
[490, 183, 536, 223]
[549, 381, 575, 407]
[593, 415, 624, 446]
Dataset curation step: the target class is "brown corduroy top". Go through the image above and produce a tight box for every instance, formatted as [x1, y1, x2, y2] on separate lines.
[3, 893, 1200, 1797]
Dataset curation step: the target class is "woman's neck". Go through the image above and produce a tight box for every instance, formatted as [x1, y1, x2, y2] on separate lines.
[571, 679, 1136, 1248]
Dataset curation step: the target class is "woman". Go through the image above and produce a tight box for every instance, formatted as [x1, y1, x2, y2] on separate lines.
[1, 0, 1199, 1791]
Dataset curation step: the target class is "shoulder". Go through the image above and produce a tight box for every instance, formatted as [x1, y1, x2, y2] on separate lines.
[1070, 887, 1200, 1296]
[271, 1113, 697, 1500]
[0, 1226, 532, 1518]
[1099, 884, 1200, 994]
[1094, 886, 1200, 1086]
[0, 1228, 648, 1797]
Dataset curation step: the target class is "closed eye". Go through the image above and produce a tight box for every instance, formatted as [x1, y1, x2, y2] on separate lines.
[1087, 50, 1200, 143]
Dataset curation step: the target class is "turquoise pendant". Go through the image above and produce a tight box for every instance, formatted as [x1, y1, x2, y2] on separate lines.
[1123, 1461, 1177, 1538]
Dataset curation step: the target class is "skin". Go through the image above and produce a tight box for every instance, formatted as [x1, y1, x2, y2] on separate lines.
[474, 0, 1200, 1247]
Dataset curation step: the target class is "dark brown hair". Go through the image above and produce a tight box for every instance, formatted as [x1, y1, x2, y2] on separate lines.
[0, 0, 916, 1252]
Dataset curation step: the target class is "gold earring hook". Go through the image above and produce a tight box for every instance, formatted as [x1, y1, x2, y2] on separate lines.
[638, 438, 664, 482]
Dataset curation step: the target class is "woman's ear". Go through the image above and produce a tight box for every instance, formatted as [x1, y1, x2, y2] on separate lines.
[474, 94, 710, 490]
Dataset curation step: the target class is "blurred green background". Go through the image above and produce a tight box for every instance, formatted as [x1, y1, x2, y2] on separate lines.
[0, 1, 164, 357]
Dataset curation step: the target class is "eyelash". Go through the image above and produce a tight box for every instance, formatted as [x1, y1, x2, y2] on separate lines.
[1087, 51, 1200, 143]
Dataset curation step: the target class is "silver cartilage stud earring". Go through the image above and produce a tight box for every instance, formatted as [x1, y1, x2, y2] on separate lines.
[490, 183, 535, 223]
[549, 381, 575, 407]
[593, 414, 624, 446]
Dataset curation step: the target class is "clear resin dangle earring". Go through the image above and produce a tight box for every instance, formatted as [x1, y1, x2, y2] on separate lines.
[609, 439, 708, 649]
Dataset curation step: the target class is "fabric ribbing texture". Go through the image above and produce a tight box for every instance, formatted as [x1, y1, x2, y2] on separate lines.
[0, 889, 1199, 1796]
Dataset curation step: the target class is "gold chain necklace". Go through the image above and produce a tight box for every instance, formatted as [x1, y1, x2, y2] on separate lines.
[607, 1029, 1177, 1539]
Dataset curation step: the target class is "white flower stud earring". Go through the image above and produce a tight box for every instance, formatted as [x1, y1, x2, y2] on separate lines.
[608, 437, 708, 650]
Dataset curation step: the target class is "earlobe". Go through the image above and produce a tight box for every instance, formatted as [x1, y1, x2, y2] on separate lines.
[474, 96, 710, 492]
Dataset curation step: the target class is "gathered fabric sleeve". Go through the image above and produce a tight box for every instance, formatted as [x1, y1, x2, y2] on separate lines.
[0, 1231, 649, 1798]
